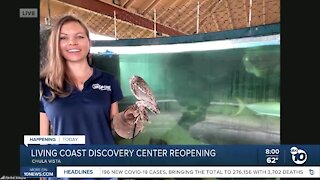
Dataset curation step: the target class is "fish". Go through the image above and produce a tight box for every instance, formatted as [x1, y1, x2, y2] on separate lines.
[235, 98, 280, 117]
[245, 102, 280, 117]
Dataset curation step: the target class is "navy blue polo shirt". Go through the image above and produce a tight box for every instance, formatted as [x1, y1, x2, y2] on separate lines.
[40, 67, 123, 144]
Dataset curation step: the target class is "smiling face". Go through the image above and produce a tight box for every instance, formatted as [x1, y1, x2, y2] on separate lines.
[59, 21, 91, 62]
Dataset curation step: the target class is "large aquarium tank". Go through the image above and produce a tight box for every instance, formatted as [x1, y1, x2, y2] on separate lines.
[91, 24, 280, 145]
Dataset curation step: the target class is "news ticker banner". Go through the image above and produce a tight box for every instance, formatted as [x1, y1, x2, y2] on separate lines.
[22, 166, 320, 178]
[21, 144, 320, 166]
[20, 143, 320, 178]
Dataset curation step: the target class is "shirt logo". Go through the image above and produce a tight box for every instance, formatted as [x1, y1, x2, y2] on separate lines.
[92, 84, 111, 91]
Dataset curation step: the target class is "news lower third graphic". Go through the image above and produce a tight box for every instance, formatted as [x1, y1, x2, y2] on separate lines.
[20, 135, 320, 178]
[290, 146, 308, 165]
[19, 8, 38, 18]
[23, 135, 86, 146]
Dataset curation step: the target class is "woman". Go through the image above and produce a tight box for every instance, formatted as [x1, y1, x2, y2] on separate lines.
[40, 15, 143, 144]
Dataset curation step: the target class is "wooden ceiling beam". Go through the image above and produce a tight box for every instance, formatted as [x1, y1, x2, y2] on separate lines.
[263, 0, 266, 25]
[57, 0, 185, 36]
[138, 0, 155, 14]
[171, 1, 197, 27]
[142, 0, 161, 15]
[137, 28, 149, 38]
[120, 0, 130, 7]
[180, 0, 210, 31]
[212, 13, 220, 31]
[162, 0, 193, 24]
[225, 0, 234, 30]
[97, 16, 112, 34]
[157, 0, 181, 19]
[185, 0, 222, 33]
[123, 0, 135, 8]
[243, 0, 248, 27]
[84, 13, 95, 24]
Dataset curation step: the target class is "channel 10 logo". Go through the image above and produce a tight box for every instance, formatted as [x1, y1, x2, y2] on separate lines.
[290, 146, 307, 165]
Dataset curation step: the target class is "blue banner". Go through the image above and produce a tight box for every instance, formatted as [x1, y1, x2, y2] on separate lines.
[20, 166, 56, 178]
[20, 145, 320, 167]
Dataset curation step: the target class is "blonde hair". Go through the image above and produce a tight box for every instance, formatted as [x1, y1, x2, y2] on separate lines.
[40, 15, 91, 102]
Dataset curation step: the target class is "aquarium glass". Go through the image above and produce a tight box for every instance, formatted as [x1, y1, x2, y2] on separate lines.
[91, 33, 280, 145]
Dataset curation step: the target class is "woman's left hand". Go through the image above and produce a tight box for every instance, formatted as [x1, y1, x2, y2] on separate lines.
[123, 104, 146, 135]
[112, 104, 146, 139]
